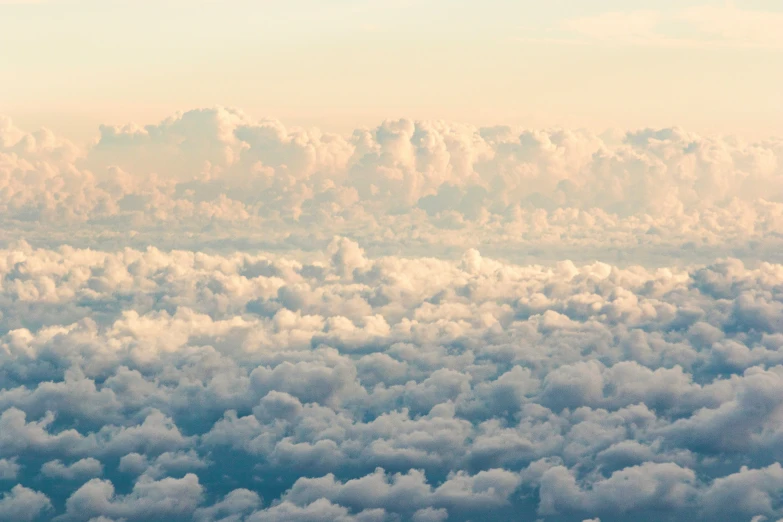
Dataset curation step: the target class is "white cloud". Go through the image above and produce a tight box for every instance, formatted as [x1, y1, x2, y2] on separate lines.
[63, 474, 203, 521]
[0, 485, 51, 521]
[2, 108, 783, 520]
[0, 243, 780, 519]
[679, 5, 783, 49]
[0, 459, 20, 481]
[41, 458, 103, 481]
[0, 110, 782, 264]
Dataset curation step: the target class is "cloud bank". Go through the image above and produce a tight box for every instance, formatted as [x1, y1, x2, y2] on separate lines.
[1, 108, 782, 264]
[1, 108, 783, 520]
[1, 240, 783, 520]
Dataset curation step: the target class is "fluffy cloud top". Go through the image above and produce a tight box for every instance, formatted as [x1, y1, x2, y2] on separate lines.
[1, 109, 782, 263]
[0, 239, 782, 520]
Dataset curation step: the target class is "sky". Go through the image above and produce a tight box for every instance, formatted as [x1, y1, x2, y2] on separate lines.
[3, 2, 783, 522]
[1, 0, 782, 143]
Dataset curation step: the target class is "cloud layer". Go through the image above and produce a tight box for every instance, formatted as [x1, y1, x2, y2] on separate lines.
[0, 239, 783, 520]
[1, 109, 782, 264]
[2, 109, 783, 520]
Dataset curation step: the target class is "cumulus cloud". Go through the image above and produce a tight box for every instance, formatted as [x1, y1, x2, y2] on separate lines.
[0, 109, 781, 264]
[0, 485, 51, 521]
[0, 243, 779, 519]
[0, 459, 20, 481]
[41, 458, 103, 481]
[61, 474, 203, 521]
[2, 109, 783, 520]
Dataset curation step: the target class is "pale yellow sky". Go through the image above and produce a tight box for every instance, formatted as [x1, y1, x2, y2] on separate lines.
[1, 0, 781, 143]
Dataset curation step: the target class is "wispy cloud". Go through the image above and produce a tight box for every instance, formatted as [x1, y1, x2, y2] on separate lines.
[561, 10, 663, 43]
[546, 5, 783, 50]
[680, 4, 783, 48]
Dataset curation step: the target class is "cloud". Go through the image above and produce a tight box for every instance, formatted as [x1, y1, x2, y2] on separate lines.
[538, 462, 696, 515]
[2, 108, 783, 520]
[1, 109, 782, 264]
[557, 5, 783, 50]
[700, 464, 783, 517]
[0, 242, 780, 519]
[193, 489, 261, 522]
[245, 498, 386, 522]
[413, 507, 448, 522]
[62, 474, 203, 521]
[0, 485, 51, 521]
[0, 459, 20, 481]
[41, 458, 103, 481]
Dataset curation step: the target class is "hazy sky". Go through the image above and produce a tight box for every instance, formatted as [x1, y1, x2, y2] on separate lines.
[2, 0, 782, 142]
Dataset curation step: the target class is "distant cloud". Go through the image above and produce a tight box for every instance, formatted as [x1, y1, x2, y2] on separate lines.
[1, 108, 782, 264]
[557, 5, 783, 50]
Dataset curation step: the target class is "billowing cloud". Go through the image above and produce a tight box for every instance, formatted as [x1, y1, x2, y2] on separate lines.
[1, 109, 783, 520]
[0, 485, 51, 521]
[0, 237, 780, 520]
[0, 109, 781, 264]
